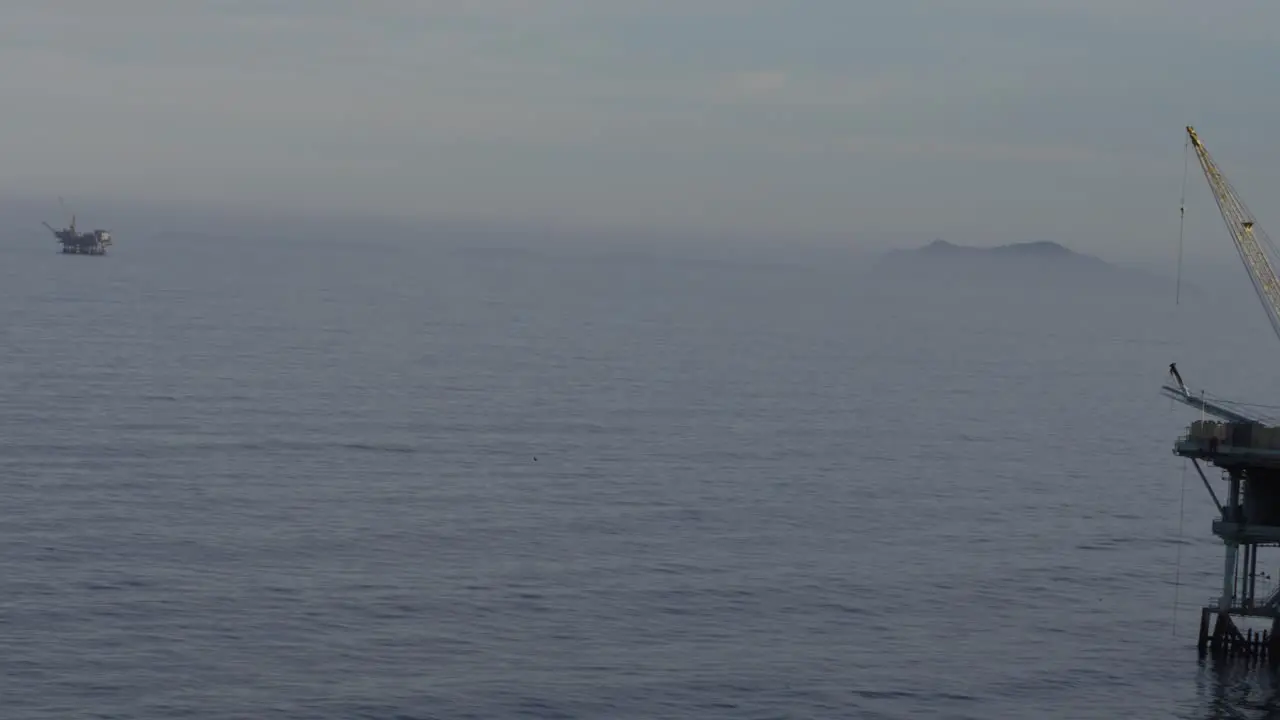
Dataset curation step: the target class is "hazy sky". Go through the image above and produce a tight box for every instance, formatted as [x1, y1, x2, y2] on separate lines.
[4, 1, 1280, 255]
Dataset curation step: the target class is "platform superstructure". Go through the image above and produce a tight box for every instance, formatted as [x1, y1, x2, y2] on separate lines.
[43, 203, 111, 255]
[1167, 127, 1280, 658]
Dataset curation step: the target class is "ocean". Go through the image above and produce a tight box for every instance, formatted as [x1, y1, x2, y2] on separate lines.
[1, 229, 1277, 718]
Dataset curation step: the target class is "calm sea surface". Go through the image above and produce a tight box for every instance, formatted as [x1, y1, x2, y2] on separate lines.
[2, 231, 1279, 718]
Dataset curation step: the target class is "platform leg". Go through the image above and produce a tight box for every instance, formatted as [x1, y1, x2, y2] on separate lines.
[1199, 608, 1211, 654]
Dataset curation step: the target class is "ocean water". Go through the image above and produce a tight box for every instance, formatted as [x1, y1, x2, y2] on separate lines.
[2, 231, 1279, 718]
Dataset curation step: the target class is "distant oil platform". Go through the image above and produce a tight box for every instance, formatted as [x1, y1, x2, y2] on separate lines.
[1164, 126, 1280, 660]
[43, 199, 111, 255]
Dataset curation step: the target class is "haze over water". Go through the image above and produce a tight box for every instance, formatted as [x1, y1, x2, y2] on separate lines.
[3, 229, 1280, 718]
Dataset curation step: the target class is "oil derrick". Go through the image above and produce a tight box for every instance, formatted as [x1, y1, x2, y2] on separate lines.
[42, 199, 112, 255]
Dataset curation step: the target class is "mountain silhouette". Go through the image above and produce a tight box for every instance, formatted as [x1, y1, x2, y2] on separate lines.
[874, 239, 1179, 293]
[887, 239, 1102, 262]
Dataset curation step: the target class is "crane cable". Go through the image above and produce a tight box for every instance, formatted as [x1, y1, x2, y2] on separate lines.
[1173, 459, 1188, 636]
[1177, 135, 1189, 306]
[1171, 137, 1190, 415]
[1171, 134, 1191, 636]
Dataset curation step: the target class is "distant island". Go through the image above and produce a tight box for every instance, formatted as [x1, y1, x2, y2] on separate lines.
[874, 239, 1178, 291]
[883, 239, 1107, 265]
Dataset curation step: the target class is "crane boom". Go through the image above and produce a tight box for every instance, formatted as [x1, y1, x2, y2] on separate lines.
[1187, 126, 1280, 345]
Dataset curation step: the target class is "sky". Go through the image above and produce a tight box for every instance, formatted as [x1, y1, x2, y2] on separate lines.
[3, 1, 1280, 258]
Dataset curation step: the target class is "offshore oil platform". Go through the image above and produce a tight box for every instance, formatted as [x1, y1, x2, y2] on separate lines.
[43, 201, 111, 255]
[1164, 126, 1280, 660]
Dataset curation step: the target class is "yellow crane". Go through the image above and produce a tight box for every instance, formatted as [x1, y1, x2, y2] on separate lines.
[1187, 126, 1280, 341]
[1161, 128, 1280, 422]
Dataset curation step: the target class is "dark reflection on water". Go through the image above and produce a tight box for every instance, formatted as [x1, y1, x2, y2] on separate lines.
[1197, 657, 1280, 719]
